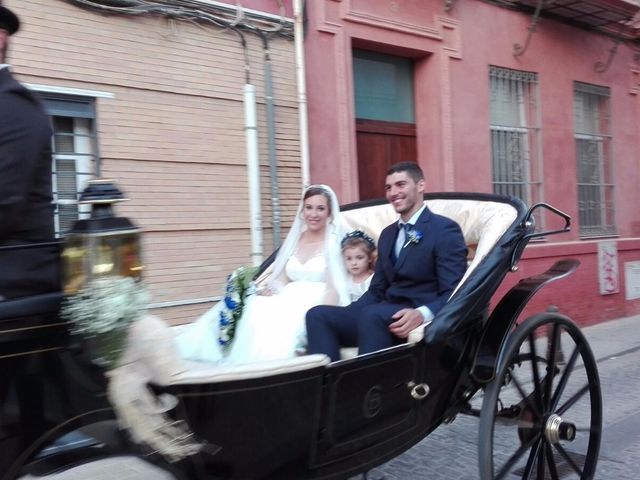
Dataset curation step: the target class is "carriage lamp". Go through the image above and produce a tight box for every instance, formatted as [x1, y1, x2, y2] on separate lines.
[61, 179, 143, 295]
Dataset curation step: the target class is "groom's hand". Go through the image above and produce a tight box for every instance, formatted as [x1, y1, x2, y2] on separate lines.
[389, 308, 424, 338]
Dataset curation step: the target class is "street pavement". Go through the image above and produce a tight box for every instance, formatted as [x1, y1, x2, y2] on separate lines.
[21, 315, 640, 479]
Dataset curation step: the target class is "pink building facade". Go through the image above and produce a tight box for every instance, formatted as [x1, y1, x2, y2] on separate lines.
[304, 0, 640, 326]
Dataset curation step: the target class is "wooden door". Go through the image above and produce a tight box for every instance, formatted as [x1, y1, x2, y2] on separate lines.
[356, 119, 417, 201]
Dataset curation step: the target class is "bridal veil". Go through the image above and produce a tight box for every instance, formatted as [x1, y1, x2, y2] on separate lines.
[266, 184, 350, 306]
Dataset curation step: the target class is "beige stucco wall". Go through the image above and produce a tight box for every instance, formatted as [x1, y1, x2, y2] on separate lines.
[6, 0, 302, 323]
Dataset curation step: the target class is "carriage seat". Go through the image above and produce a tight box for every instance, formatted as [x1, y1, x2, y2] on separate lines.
[120, 314, 330, 387]
[338, 198, 518, 358]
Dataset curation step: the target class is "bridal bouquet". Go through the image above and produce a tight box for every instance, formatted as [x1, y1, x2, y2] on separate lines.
[219, 265, 259, 350]
[62, 275, 150, 368]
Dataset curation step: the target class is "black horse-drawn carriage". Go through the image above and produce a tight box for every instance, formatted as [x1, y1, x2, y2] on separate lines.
[0, 189, 601, 479]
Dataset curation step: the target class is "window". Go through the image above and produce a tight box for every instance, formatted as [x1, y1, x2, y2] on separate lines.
[353, 49, 415, 123]
[42, 95, 98, 236]
[489, 66, 542, 208]
[574, 82, 615, 237]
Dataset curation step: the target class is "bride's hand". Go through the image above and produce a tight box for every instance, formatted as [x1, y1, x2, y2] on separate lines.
[258, 286, 275, 296]
[258, 279, 284, 296]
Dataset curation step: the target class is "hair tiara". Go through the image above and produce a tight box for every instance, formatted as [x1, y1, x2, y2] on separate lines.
[305, 184, 331, 193]
[341, 230, 376, 250]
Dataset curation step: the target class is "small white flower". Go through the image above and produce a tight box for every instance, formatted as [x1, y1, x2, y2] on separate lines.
[62, 276, 149, 335]
[61, 276, 150, 368]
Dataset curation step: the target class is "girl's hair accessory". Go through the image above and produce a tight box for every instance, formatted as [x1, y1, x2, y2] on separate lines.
[341, 230, 376, 250]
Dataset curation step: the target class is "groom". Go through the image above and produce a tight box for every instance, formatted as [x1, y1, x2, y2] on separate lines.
[306, 161, 468, 361]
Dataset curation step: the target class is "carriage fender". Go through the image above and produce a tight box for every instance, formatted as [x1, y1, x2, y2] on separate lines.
[469, 258, 579, 384]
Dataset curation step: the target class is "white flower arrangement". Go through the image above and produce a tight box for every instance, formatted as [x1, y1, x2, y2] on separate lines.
[219, 265, 259, 350]
[62, 275, 150, 367]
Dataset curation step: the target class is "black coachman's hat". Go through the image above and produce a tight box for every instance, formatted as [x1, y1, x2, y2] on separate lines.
[0, 1, 20, 35]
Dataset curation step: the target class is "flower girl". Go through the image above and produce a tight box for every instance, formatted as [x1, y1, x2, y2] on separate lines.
[341, 230, 376, 302]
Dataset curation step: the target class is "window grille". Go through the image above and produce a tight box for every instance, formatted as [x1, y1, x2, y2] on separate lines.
[574, 82, 615, 237]
[489, 66, 543, 212]
[42, 95, 99, 237]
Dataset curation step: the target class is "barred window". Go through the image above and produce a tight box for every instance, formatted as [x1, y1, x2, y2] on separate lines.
[574, 82, 615, 237]
[489, 66, 543, 210]
[42, 95, 99, 236]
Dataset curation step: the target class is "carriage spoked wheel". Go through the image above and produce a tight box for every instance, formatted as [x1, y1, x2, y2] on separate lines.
[478, 313, 602, 480]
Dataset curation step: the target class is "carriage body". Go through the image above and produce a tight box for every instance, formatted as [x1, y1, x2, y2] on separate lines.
[0, 192, 601, 480]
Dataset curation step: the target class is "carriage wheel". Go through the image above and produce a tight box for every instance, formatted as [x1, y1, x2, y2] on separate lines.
[478, 313, 602, 480]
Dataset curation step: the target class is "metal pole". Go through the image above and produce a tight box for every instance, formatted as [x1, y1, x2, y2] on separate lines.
[293, 0, 310, 186]
[262, 35, 282, 248]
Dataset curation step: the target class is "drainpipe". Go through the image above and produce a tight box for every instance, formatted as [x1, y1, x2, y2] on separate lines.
[244, 83, 263, 266]
[259, 32, 282, 248]
[293, 0, 310, 186]
[235, 29, 263, 267]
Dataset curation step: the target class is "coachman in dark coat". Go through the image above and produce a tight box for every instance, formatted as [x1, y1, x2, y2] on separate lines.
[0, 2, 60, 300]
[1, 5, 67, 461]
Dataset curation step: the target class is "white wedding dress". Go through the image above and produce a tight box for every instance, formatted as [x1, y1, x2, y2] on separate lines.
[176, 254, 330, 365]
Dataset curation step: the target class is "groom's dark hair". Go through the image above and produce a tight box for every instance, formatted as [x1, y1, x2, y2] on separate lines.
[386, 161, 424, 183]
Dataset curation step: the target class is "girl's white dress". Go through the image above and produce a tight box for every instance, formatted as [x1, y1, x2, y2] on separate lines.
[348, 274, 373, 302]
[176, 254, 330, 365]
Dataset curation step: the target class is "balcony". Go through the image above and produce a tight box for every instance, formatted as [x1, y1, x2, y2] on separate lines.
[488, 0, 640, 42]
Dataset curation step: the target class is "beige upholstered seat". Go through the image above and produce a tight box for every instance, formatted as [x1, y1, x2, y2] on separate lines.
[121, 314, 330, 386]
[338, 199, 517, 359]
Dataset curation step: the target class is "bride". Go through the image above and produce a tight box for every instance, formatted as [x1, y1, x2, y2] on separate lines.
[176, 184, 350, 364]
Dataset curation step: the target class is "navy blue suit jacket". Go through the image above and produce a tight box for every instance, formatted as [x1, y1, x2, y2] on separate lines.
[353, 206, 467, 316]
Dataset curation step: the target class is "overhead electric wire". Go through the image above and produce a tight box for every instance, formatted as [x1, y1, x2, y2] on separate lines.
[65, 0, 293, 37]
[65, 0, 295, 82]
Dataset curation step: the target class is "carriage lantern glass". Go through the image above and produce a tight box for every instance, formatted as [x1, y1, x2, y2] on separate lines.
[61, 180, 147, 368]
[62, 179, 143, 295]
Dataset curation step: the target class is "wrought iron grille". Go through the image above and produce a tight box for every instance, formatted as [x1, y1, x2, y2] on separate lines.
[489, 66, 543, 214]
[574, 82, 615, 237]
